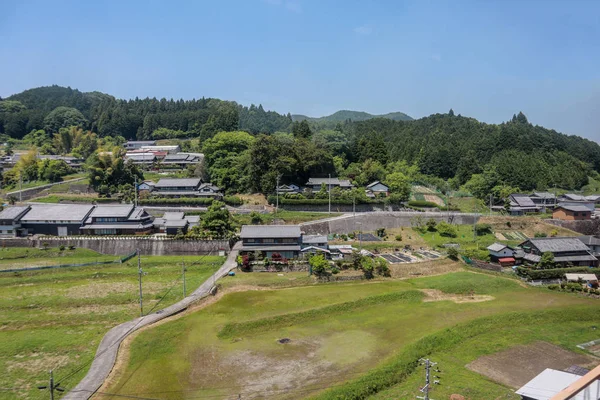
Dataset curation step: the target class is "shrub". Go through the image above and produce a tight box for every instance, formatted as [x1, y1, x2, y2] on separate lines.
[566, 282, 583, 292]
[223, 195, 243, 206]
[426, 218, 437, 232]
[395, 234, 402, 242]
[436, 222, 457, 238]
[516, 266, 600, 280]
[474, 223, 492, 235]
[376, 228, 386, 238]
[534, 232, 548, 238]
[547, 284, 560, 291]
[140, 197, 213, 206]
[68, 245, 75, 250]
[375, 258, 391, 277]
[249, 211, 263, 225]
[58, 245, 65, 251]
[550, 229, 558, 237]
[447, 247, 459, 260]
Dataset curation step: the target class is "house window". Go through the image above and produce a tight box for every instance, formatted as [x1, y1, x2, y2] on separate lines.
[574, 212, 578, 217]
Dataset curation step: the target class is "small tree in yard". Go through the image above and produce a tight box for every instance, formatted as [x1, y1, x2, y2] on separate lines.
[360, 257, 375, 279]
[395, 234, 402, 242]
[538, 252, 555, 269]
[447, 247, 459, 260]
[250, 211, 263, 225]
[426, 218, 437, 232]
[436, 221, 457, 238]
[309, 254, 330, 277]
[375, 258, 391, 277]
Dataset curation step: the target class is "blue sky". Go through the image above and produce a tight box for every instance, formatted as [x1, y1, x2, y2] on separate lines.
[1, 0, 600, 139]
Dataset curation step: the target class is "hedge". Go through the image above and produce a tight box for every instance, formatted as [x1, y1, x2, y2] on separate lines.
[407, 200, 438, 208]
[267, 195, 384, 206]
[516, 266, 600, 280]
[139, 196, 243, 207]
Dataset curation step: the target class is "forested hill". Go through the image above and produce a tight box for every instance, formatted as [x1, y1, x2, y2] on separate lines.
[0, 85, 293, 139]
[292, 109, 413, 123]
[348, 111, 600, 191]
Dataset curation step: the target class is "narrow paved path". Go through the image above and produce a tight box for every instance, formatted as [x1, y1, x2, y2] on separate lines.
[63, 243, 241, 400]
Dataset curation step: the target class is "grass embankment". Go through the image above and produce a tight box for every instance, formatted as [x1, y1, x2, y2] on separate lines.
[0, 247, 118, 270]
[0, 249, 224, 400]
[103, 271, 598, 400]
[30, 194, 115, 204]
[234, 210, 342, 225]
[0, 173, 86, 195]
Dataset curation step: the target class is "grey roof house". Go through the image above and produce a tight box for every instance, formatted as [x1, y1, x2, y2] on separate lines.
[152, 178, 202, 197]
[530, 192, 556, 206]
[0, 206, 31, 237]
[306, 177, 353, 191]
[20, 204, 95, 236]
[240, 225, 302, 259]
[519, 237, 598, 267]
[81, 205, 154, 235]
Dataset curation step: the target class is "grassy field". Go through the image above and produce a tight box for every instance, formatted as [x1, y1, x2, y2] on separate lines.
[100, 269, 599, 400]
[28, 194, 112, 204]
[234, 210, 342, 225]
[0, 249, 225, 400]
[0, 173, 86, 196]
[0, 247, 120, 270]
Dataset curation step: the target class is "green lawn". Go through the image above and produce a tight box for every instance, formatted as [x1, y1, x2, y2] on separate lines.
[234, 210, 342, 225]
[103, 270, 599, 400]
[0, 251, 225, 399]
[417, 224, 516, 251]
[0, 247, 120, 270]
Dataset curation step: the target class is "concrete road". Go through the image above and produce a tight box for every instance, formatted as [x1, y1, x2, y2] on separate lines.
[63, 243, 241, 400]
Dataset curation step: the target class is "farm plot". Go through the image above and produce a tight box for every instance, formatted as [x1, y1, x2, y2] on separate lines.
[501, 231, 528, 241]
[0, 250, 225, 400]
[101, 271, 599, 400]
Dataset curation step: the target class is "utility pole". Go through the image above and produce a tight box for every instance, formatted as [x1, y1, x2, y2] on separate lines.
[182, 259, 187, 297]
[417, 358, 440, 400]
[275, 174, 280, 215]
[19, 174, 22, 202]
[37, 370, 64, 399]
[134, 176, 138, 207]
[137, 249, 144, 317]
[489, 194, 492, 216]
[358, 222, 362, 251]
[328, 173, 331, 215]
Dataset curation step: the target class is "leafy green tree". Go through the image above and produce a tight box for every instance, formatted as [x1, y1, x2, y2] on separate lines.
[43, 106, 88, 133]
[436, 222, 457, 238]
[201, 201, 234, 238]
[38, 159, 73, 182]
[426, 218, 437, 232]
[309, 253, 329, 277]
[447, 247, 459, 260]
[384, 172, 411, 201]
[375, 258, 391, 277]
[87, 153, 143, 195]
[538, 252, 555, 269]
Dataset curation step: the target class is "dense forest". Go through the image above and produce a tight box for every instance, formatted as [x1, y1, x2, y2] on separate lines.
[1, 86, 599, 198]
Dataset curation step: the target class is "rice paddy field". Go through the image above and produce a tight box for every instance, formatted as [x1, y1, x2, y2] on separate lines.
[0, 249, 225, 400]
[98, 268, 600, 400]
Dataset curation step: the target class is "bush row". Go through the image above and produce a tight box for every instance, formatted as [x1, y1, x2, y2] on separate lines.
[407, 200, 439, 208]
[139, 196, 243, 206]
[516, 266, 600, 280]
[267, 196, 385, 206]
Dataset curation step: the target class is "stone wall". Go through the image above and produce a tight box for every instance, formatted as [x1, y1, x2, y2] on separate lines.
[300, 211, 480, 235]
[0, 237, 231, 256]
[544, 219, 600, 235]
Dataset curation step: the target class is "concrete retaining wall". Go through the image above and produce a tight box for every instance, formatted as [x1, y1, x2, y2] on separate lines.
[300, 211, 481, 235]
[0, 237, 231, 255]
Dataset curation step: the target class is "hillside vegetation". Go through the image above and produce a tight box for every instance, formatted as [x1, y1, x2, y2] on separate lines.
[292, 109, 413, 123]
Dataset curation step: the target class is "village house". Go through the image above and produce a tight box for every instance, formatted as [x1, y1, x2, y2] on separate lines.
[366, 181, 389, 197]
[240, 225, 302, 260]
[140, 144, 181, 154]
[197, 183, 222, 198]
[486, 242, 516, 265]
[519, 237, 598, 267]
[306, 177, 354, 192]
[516, 368, 599, 400]
[276, 183, 302, 194]
[508, 193, 540, 215]
[19, 204, 95, 236]
[151, 178, 202, 197]
[552, 204, 592, 221]
[529, 192, 557, 206]
[584, 194, 600, 204]
[161, 152, 204, 168]
[577, 235, 600, 255]
[80, 205, 154, 235]
[0, 206, 31, 237]
[123, 140, 157, 150]
[137, 180, 155, 192]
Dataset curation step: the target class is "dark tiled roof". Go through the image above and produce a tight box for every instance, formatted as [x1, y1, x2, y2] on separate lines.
[555, 204, 591, 213]
[154, 178, 201, 188]
[21, 204, 94, 222]
[527, 237, 592, 253]
[0, 206, 30, 221]
[240, 225, 301, 239]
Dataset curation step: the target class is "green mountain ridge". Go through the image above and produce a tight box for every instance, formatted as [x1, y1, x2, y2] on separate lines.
[292, 109, 413, 123]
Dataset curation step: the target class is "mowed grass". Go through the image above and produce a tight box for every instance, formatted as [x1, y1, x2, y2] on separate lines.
[103, 270, 599, 400]
[234, 210, 342, 225]
[0, 250, 225, 400]
[0, 247, 119, 270]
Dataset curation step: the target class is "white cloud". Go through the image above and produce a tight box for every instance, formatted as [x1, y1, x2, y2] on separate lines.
[354, 25, 372, 35]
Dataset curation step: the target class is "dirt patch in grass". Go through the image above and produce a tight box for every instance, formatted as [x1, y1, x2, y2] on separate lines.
[237, 193, 267, 206]
[64, 282, 164, 299]
[7, 353, 71, 374]
[389, 259, 462, 279]
[420, 289, 494, 303]
[423, 194, 445, 206]
[466, 341, 598, 389]
[479, 216, 579, 238]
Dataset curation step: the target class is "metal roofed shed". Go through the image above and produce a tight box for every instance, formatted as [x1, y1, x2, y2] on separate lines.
[240, 225, 301, 239]
[163, 212, 185, 220]
[564, 273, 598, 282]
[20, 204, 94, 222]
[515, 368, 600, 400]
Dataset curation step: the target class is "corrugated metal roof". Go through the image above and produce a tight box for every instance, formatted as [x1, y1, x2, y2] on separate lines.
[555, 204, 591, 213]
[516, 368, 599, 400]
[565, 273, 598, 281]
[240, 225, 301, 239]
[563, 193, 586, 201]
[527, 237, 592, 253]
[21, 204, 94, 222]
[510, 193, 537, 207]
[154, 178, 201, 188]
[487, 243, 508, 252]
[577, 235, 600, 246]
[0, 206, 30, 221]
[165, 219, 188, 228]
[554, 254, 597, 263]
[163, 212, 184, 220]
